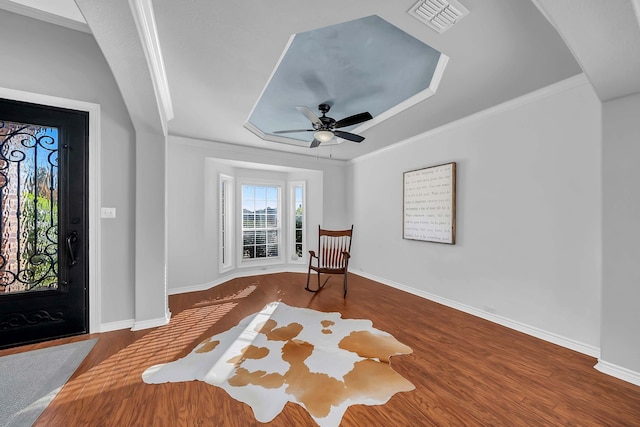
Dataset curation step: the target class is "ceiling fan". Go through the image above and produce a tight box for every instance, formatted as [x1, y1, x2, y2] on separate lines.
[273, 103, 373, 148]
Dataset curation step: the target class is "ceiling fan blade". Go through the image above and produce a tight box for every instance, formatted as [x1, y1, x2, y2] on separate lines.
[334, 130, 365, 143]
[335, 112, 373, 128]
[273, 129, 314, 134]
[310, 138, 322, 148]
[296, 106, 322, 126]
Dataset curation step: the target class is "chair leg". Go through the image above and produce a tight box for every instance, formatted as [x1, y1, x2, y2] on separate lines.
[343, 273, 348, 297]
[305, 268, 312, 291]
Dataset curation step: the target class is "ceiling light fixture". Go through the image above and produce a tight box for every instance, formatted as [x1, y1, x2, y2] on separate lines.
[314, 130, 334, 143]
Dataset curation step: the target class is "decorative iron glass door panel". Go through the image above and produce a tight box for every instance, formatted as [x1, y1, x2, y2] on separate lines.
[0, 120, 59, 293]
[0, 98, 88, 349]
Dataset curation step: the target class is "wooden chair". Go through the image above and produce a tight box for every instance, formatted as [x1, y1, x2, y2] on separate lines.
[306, 225, 353, 297]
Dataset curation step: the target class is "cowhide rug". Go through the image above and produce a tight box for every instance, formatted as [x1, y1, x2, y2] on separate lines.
[142, 302, 414, 427]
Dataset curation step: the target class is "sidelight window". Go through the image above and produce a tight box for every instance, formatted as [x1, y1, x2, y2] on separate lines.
[219, 174, 233, 271]
[291, 182, 305, 261]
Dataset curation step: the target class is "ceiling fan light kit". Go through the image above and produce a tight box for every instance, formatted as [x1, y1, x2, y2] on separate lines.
[314, 130, 334, 143]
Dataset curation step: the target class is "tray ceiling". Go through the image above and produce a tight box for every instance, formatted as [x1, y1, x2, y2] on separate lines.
[245, 15, 447, 149]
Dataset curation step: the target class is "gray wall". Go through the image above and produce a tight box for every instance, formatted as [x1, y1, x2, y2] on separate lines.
[348, 76, 603, 352]
[0, 10, 136, 325]
[601, 91, 640, 374]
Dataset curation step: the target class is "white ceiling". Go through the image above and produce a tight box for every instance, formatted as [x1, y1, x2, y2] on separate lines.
[4, 0, 84, 22]
[150, 0, 581, 160]
[532, 0, 640, 102]
[3, 1, 640, 160]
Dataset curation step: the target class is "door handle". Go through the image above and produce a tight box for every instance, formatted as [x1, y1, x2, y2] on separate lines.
[66, 231, 78, 266]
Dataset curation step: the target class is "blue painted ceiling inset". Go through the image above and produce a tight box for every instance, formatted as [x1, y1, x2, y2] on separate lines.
[247, 15, 443, 144]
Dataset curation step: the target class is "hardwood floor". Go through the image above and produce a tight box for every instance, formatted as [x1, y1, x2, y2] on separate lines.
[3, 272, 640, 426]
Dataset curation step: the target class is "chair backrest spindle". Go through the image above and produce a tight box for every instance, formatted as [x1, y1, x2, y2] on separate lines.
[318, 226, 353, 269]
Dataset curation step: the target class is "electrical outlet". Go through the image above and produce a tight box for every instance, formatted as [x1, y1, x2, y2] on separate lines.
[101, 207, 116, 219]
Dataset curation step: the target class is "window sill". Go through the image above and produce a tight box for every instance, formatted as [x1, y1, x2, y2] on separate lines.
[239, 257, 284, 269]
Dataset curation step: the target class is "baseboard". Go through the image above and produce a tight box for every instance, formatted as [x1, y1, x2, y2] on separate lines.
[352, 270, 600, 358]
[102, 268, 307, 332]
[131, 312, 171, 331]
[595, 360, 640, 387]
[168, 266, 307, 295]
[99, 311, 172, 333]
[99, 318, 135, 333]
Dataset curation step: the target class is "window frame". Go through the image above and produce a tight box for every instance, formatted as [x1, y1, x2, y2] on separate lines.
[219, 174, 234, 273]
[289, 181, 306, 264]
[238, 180, 283, 267]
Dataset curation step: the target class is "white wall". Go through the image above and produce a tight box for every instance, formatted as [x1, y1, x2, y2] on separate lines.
[0, 10, 136, 326]
[348, 75, 602, 352]
[600, 92, 640, 379]
[167, 135, 349, 292]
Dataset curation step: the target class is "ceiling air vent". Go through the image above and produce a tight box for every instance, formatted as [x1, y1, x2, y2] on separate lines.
[408, 0, 469, 34]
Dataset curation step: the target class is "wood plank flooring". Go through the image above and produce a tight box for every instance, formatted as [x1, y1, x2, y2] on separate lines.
[2, 272, 640, 426]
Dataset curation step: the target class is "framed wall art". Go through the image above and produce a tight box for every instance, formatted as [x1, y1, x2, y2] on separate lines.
[403, 162, 456, 244]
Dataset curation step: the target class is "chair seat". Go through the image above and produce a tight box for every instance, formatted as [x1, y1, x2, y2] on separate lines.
[309, 266, 347, 274]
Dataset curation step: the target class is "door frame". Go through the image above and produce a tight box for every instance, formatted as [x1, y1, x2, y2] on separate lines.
[0, 86, 101, 333]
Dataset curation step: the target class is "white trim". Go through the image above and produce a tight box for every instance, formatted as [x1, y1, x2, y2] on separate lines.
[352, 269, 600, 358]
[288, 181, 306, 264]
[128, 0, 174, 134]
[244, 121, 319, 148]
[634, 0, 640, 27]
[245, 120, 349, 148]
[237, 180, 284, 266]
[167, 265, 307, 295]
[100, 318, 135, 333]
[169, 134, 348, 167]
[219, 174, 234, 273]
[164, 131, 170, 328]
[0, 86, 102, 335]
[0, 0, 90, 33]
[243, 34, 296, 134]
[595, 360, 640, 387]
[131, 312, 171, 331]
[349, 53, 449, 137]
[351, 73, 591, 165]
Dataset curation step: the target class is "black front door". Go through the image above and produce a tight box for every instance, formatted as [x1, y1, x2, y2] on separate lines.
[0, 98, 89, 349]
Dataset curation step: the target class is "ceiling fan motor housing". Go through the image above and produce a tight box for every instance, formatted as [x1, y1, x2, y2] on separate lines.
[317, 104, 336, 130]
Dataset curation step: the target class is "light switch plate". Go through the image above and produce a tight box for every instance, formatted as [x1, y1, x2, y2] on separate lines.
[101, 207, 116, 219]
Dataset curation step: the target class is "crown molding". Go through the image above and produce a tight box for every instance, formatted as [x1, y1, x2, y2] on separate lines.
[128, 0, 174, 135]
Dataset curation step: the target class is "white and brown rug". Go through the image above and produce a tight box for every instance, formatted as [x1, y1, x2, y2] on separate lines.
[142, 302, 414, 427]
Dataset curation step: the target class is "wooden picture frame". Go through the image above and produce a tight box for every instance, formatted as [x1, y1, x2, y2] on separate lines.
[403, 162, 456, 244]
